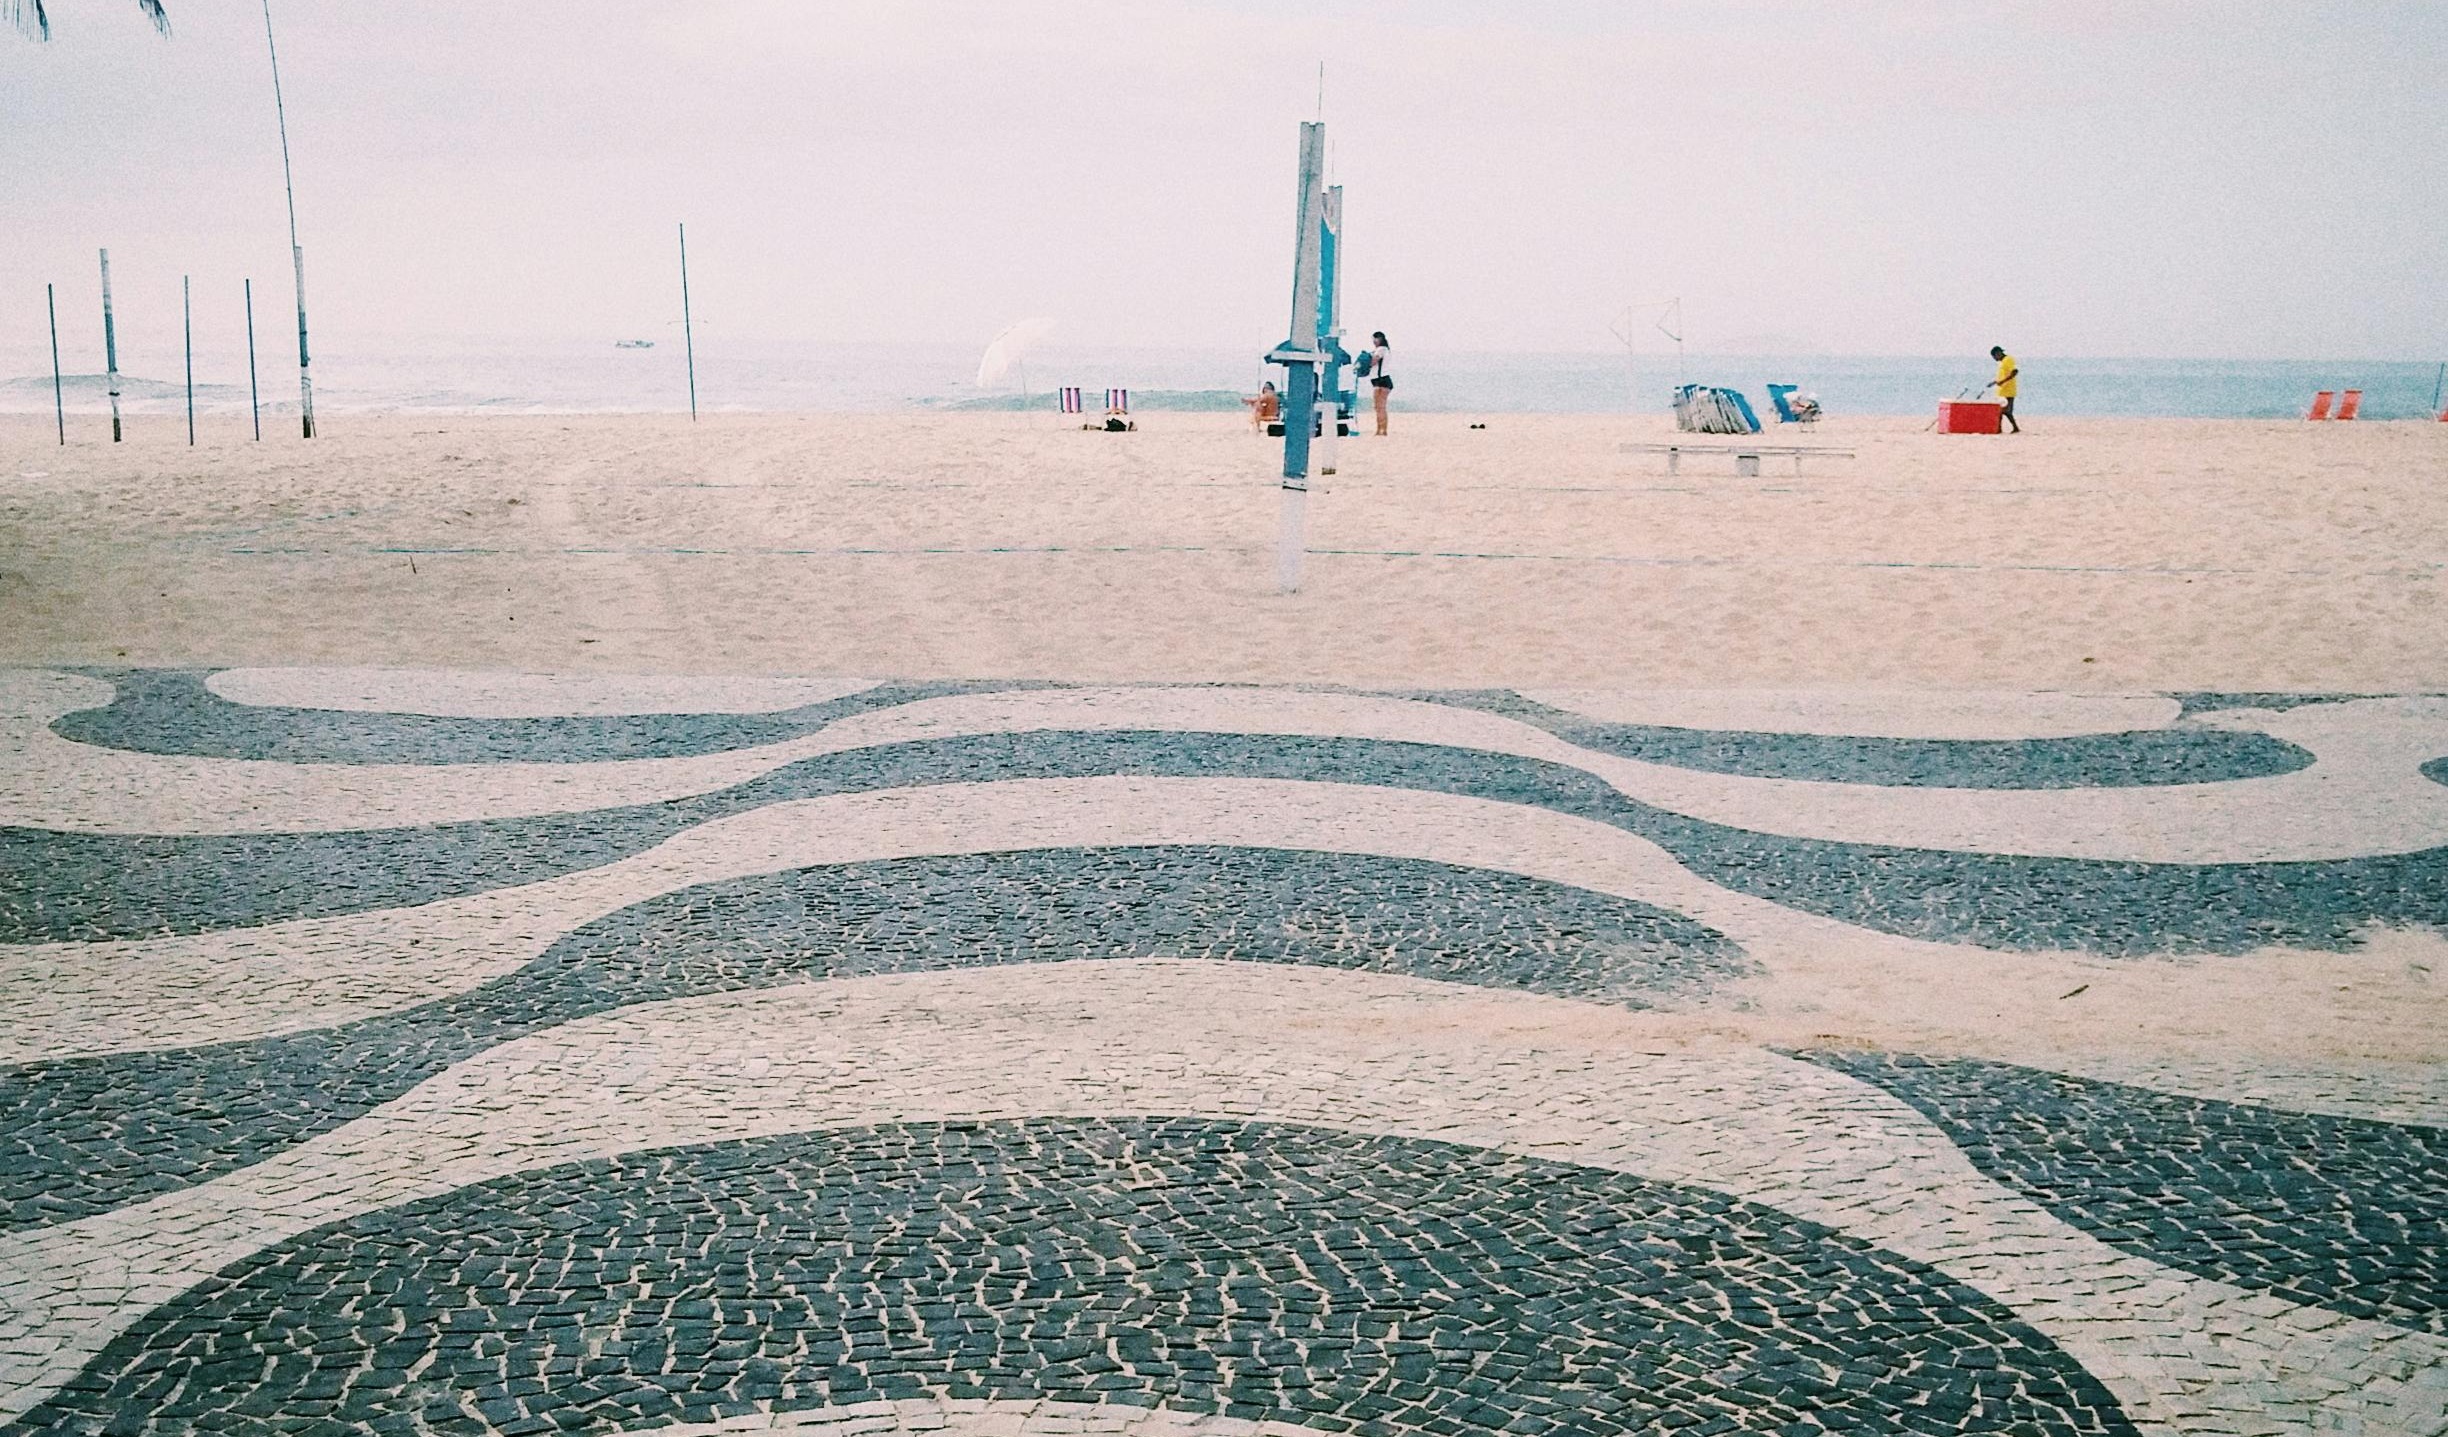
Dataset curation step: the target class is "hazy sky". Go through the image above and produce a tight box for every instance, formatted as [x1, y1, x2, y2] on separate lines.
[5, 0, 2444, 371]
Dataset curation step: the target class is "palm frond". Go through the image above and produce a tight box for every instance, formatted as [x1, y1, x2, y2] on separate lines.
[6, 0, 53, 41]
[8, 0, 170, 40]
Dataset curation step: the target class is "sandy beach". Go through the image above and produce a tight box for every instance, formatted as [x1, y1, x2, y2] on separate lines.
[10, 408, 2448, 1436]
[6, 410, 2443, 687]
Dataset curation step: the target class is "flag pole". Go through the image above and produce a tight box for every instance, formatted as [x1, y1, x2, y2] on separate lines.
[100, 249, 122, 443]
[47, 284, 65, 446]
[184, 275, 196, 446]
[678, 222, 698, 420]
[263, 0, 315, 438]
[245, 278, 261, 440]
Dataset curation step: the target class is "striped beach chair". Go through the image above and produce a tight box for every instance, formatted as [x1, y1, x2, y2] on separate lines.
[1058, 386, 1084, 415]
[1105, 388, 1129, 415]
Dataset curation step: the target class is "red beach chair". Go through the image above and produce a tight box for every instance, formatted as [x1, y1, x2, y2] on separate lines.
[2305, 391, 2335, 421]
[2334, 389, 2363, 421]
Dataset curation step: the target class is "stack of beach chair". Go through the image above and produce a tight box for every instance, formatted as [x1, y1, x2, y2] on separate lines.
[1672, 385, 1762, 435]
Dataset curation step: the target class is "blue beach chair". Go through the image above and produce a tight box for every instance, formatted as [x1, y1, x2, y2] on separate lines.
[1766, 384, 1824, 425]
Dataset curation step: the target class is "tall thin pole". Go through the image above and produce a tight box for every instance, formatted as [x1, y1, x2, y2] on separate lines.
[678, 222, 698, 420]
[263, 0, 315, 438]
[47, 284, 65, 445]
[99, 249, 122, 443]
[183, 274, 195, 445]
[245, 278, 261, 440]
[1274, 121, 1328, 594]
[2433, 362, 2445, 416]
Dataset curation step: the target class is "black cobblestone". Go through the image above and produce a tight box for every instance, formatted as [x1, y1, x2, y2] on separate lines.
[1419, 690, 2315, 789]
[9, 728, 2446, 957]
[1799, 1051, 2447, 1334]
[53, 670, 1015, 764]
[57, 670, 2329, 787]
[2169, 693, 2382, 719]
[6, 1118, 2141, 1437]
[0, 846, 1744, 1233]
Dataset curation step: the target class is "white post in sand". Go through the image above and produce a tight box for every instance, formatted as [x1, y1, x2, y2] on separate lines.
[1275, 481, 1307, 593]
[99, 249, 122, 443]
[263, 0, 316, 438]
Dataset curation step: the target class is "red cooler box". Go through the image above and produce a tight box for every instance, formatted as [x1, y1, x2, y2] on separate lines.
[1936, 399, 2004, 434]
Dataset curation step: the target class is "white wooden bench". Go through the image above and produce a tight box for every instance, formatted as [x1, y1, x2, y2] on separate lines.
[1619, 442, 1857, 477]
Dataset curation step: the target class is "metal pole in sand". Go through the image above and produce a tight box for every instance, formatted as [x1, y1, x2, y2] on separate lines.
[47, 284, 65, 445]
[99, 249, 122, 443]
[263, 0, 315, 438]
[184, 275, 195, 445]
[1313, 184, 1344, 480]
[245, 278, 261, 440]
[678, 222, 698, 420]
[2433, 362, 2444, 416]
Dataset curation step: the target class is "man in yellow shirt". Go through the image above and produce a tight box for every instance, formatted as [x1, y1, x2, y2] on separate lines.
[1985, 346, 2021, 433]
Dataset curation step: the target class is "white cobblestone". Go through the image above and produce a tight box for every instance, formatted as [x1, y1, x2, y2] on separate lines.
[1, 961, 2437, 1436]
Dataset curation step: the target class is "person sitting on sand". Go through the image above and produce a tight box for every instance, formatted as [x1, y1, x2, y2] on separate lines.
[1246, 381, 1281, 432]
[1984, 346, 2020, 433]
[1084, 405, 1135, 433]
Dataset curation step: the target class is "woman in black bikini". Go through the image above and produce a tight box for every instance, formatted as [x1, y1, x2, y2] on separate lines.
[1367, 331, 1392, 435]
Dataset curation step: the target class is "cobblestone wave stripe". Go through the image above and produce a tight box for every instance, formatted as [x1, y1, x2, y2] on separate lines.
[2173, 693, 2376, 719]
[4, 778, 1770, 1061]
[1802, 1050, 2448, 1335]
[520, 1401, 1373, 1437]
[0, 846, 1743, 1234]
[9, 728, 2447, 954]
[1513, 688, 2186, 739]
[205, 668, 884, 718]
[9, 963, 2431, 1435]
[17, 680, 2445, 866]
[3, 1116, 2142, 1437]
[53, 669, 1013, 765]
[54, 669, 2317, 789]
[1423, 689, 2314, 789]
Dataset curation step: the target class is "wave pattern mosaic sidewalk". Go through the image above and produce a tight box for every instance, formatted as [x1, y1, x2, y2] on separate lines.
[2, 669, 2445, 1437]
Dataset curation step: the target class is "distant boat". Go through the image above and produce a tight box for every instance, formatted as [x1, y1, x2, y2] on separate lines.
[614, 339, 655, 349]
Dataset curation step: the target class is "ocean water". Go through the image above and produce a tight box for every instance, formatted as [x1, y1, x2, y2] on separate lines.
[5, 337, 2443, 421]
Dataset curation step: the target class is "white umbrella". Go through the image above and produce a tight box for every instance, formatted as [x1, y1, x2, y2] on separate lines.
[975, 316, 1056, 388]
